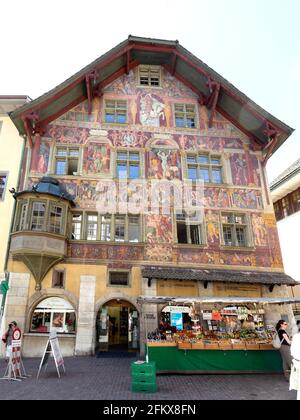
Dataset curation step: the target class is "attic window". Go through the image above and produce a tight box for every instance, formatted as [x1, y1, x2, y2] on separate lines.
[139, 66, 161, 87]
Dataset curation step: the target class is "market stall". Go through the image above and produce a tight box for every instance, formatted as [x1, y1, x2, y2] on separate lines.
[139, 296, 300, 374]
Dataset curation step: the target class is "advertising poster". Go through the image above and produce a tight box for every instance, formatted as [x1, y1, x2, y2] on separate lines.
[171, 312, 183, 330]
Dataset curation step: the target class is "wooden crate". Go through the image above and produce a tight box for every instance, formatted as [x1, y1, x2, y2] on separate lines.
[178, 342, 192, 350]
[191, 342, 205, 350]
[259, 343, 274, 350]
[147, 342, 177, 347]
[204, 342, 219, 350]
[245, 343, 260, 350]
[231, 343, 246, 350]
[219, 341, 233, 350]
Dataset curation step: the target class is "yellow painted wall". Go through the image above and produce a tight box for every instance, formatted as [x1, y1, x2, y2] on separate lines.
[8, 260, 142, 309]
[0, 115, 24, 272]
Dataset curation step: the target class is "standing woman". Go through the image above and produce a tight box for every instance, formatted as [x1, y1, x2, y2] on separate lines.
[276, 320, 293, 380]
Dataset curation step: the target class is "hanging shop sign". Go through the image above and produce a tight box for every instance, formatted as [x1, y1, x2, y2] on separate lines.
[162, 306, 192, 315]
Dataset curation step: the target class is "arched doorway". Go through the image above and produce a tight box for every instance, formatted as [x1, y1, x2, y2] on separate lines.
[96, 299, 139, 353]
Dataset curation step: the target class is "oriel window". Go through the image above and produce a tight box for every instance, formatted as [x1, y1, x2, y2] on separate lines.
[49, 204, 63, 234]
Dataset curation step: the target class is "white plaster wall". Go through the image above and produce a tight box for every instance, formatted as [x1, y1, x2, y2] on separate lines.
[277, 212, 300, 282]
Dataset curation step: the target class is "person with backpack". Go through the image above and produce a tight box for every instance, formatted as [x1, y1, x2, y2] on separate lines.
[276, 320, 292, 381]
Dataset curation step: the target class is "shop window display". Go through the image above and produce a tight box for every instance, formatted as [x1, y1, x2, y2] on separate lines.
[31, 297, 76, 334]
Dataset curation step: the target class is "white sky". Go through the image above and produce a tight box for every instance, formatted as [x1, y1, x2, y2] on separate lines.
[1, 0, 299, 182]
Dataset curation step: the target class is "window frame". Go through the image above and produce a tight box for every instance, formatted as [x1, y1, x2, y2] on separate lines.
[174, 103, 197, 129]
[54, 146, 80, 176]
[108, 270, 131, 288]
[70, 212, 142, 243]
[0, 172, 9, 201]
[138, 65, 162, 87]
[221, 212, 250, 248]
[104, 99, 128, 125]
[116, 149, 141, 179]
[52, 268, 65, 289]
[175, 211, 206, 246]
[186, 152, 224, 184]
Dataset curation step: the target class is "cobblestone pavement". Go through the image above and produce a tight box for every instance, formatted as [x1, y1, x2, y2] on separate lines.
[0, 357, 296, 400]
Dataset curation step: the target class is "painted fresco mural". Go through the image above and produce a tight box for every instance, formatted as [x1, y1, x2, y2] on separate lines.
[82, 142, 111, 175]
[26, 66, 284, 270]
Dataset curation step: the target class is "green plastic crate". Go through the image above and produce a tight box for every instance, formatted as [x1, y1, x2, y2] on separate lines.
[131, 361, 156, 375]
[132, 371, 156, 383]
[132, 381, 157, 393]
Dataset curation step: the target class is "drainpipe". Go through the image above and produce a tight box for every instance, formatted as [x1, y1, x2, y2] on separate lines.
[0, 133, 26, 325]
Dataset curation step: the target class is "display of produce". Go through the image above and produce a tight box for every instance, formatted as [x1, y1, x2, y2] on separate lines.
[147, 305, 274, 350]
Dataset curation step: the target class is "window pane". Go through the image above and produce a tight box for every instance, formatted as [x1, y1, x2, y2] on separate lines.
[223, 226, 233, 246]
[117, 152, 128, 161]
[188, 167, 197, 180]
[116, 113, 127, 124]
[177, 223, 188, 244]
[117, 164, 127, 179]
[49, 205, 63, 234]
[129, 153, 140, 161]
[31, 202, 45, 231]
[212, 168, 222, 184]
[200, 168, 210, 183]
[115, 225, 125, 242]
[129, 222, 139, 243]
[55, 160, 66, 175]
[186, 117, 195, 128]
[72, 214, 82, 240]
[190, 224, 201, 245]
[236, 227, 246, 247]
[68, 159, 78, 175]
[198, 155, 209, 164]
[100, 215, 111, 241]
[175, 117, 185, 128]
[87, 215, 97, 240]
[105, 112, 115, 123]
[187, 156, 197, 164]
[56, 148, 67, 156]
[129, 164, 139, 179]
[109, 272, 129, 286]
[211, 158, 221, 165]
[0, 174, 7, 200]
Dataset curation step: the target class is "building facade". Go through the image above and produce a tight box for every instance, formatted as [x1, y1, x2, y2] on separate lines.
[1, 37, 297, 357]
[0, 96, 30, 322]
[271, 158, 300, 319]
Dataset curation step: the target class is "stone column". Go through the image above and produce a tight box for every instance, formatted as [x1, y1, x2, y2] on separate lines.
[75, 275, 96, 356]
[0, 272, 30, 358]
[139, 278, 158, 358]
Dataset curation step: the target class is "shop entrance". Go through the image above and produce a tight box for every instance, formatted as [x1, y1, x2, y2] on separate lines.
[96, 299, 139, 353]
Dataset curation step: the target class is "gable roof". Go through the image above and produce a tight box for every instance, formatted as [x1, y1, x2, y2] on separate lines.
[9, 35, 294, 159]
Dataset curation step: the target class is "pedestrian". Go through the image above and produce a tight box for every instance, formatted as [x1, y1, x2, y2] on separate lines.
[290, 321, 300, 399]
[1, 321, 17, 361]
[276, 320, 292, 381]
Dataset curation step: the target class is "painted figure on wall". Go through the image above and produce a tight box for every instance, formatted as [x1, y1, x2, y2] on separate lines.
[108, 130, 151, 148]
[37, 142, 50, 173]
[138, 93, 166, 127]
[45, 125, 89, 145]
[83, 143, 110, 175]
[231, 153, 248, 185]
[206, 210, 220, 246]
[232, 189, 260, 210]
[146, 215, 173, 244]
[204, 188, 230, 208]
[251, 214, 268, 247]
[148, 149, 181, 180]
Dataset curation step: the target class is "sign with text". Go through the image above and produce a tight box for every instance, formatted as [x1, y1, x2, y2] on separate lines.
[171, 312, 183, 330]
[37, 331, 65, 379]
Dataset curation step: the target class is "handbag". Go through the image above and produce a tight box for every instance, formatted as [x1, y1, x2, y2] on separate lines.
[272, 331, 284, 349]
